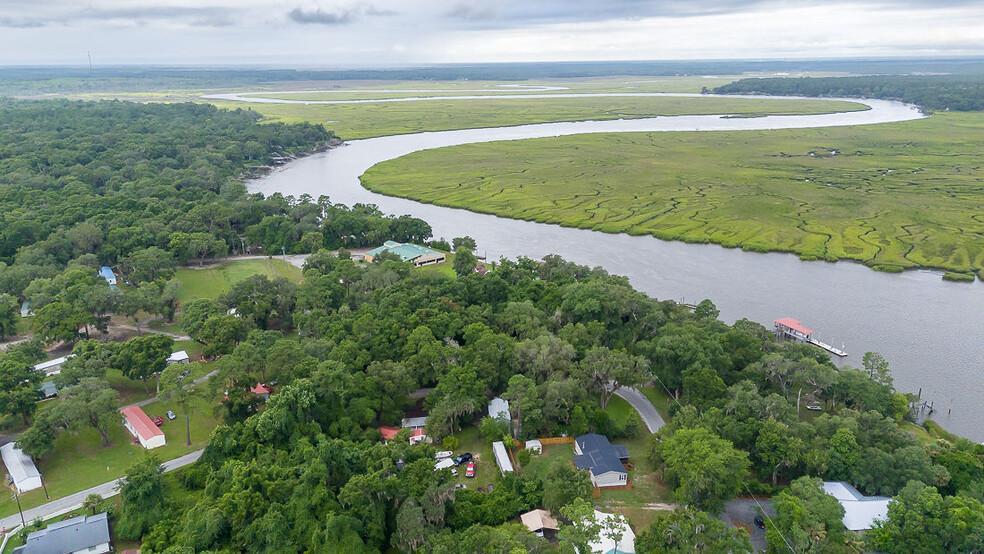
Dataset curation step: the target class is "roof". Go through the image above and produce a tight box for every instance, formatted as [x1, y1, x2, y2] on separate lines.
[366, 242, 442, 262]
[774, 317, 814, 335]
[574, 434, 627, 476]
[250, 383, 271, 394]
[489, 397, 510, 420]
[521, 509, 559, 532]
[822, 481, 891, 531]
[378, 426, 401, 441]
[1, 443, 41, 486]
[411, 428, 426, 438]
[589, 510, 635, 554]
[17, 512, 110, 554]
[98, 266, 117, 283]
[526, 440, 543, 448]
[401, 416, 428, 429]
[492, 441, 515, 473]
[34, 355, 73, 374]
[167, 350, 189, 363]
[120, 406, 164, 441]
[40, 381, 57, 396]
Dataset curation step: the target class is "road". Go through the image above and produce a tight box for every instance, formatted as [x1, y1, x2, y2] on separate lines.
[0, 449, 203, 531]
[614, 386, 665, 433]
[721, 498, 776, 552]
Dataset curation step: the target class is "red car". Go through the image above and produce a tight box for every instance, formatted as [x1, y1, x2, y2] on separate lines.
[152, 416, 164, 427]
[465, 462, 475, 478]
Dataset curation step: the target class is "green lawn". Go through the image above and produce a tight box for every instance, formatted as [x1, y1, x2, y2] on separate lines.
[446, 426, 500, 490]
[414, 253, 457, 278]
[363, 111, 984, 279]
[174, 258, 302, 304]
[637, 385, 674, 424]
[0, 389, 220, 519]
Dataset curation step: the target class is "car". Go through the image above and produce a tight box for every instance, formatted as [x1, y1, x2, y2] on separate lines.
[453, 453, 473, 466]
[806, 405, 822, 411]
[166, 410, 176, 420]
[754, 515, 766, 529]
[152, 416, 164, 427]
[465, 462, 475, 478]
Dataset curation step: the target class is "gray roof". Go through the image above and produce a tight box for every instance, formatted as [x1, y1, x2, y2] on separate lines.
[16, 512, 110, 554]
[573, 434, 626, 476]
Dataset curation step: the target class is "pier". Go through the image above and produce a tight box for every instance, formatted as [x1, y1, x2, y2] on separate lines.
[774, 318, 848, 357]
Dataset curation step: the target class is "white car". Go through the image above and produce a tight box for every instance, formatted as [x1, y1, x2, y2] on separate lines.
[435, 450, 454, 460]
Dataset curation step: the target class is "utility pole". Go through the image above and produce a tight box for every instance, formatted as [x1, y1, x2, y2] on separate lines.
[12, 492, 24, 527]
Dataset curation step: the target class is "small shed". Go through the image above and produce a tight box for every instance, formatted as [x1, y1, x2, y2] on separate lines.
[525, 439, 543, 454]
[492, 441, 514, 475]
[488, 397, 510, 421]
[120, 406, 166, 450]
[520, 509, 558, 538]
[167, 351, 190, 364]
[39, 381, 58, 399]
[250, 383, 271, 401]
[0, 443, 42, 493]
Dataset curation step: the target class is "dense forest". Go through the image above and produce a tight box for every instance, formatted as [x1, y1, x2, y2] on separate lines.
[712, 75, 984, 111]
[0, 98, 982, 553]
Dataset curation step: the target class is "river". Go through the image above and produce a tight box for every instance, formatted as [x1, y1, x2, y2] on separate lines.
[244, 95, 983, 441]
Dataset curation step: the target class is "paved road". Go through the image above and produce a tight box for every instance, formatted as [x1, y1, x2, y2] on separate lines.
[0, 449, 204, 531]
[614, 386, 665, 433]
[721, 498, 776, 552]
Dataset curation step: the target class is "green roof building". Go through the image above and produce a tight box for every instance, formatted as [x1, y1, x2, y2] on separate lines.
[364, 241, 446, 267]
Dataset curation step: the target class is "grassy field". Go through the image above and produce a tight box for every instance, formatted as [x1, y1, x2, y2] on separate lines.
[363, 111, 984, 279]
[209, 95, 865, 140]
[0, 389, 220, 519]
[174, 258, 302, 304]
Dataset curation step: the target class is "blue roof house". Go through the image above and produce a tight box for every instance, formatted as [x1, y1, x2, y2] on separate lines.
[574, 434, 629, 488]
[98, 266, 117, 287]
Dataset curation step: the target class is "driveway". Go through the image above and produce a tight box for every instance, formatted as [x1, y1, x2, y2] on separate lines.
[0, 449, 203, 532]
[614, 386, 665, 433]
[721, 498, 776, 552]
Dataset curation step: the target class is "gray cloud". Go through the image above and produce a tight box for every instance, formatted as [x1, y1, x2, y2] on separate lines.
[446, 3, 498, 22]
[0, 17, 45, 28]
[287, 7, 357, 25]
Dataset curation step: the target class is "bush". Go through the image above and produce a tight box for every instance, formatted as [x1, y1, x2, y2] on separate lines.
[517, 449, 531, 466]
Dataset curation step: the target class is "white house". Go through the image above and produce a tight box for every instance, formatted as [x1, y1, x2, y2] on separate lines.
[488, 397, 510, 421]
[588, 510, 635, 554]
[822, 481, 892, 531]
[0, 443, 42, 493]
[14, 512, 111, 554]
[167, 350, 190, 364]
[401, 416, 427, 430]
[574, 434, 629, 488]
[492, 441, 514, 475]
[33, 355, 74, 376]
[120, 406, 166, 449]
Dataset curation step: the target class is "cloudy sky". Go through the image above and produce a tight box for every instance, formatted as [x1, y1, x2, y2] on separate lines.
[1, 0, 983, 65]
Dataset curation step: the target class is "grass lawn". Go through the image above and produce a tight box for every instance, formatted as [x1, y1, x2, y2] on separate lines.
[414, 253, 457, 278]
[445, 426, 500, 490]
[0, 389, 221, 519]
[174, 258, 302, 304]
[363, 111, 984, 278]
[637, 385, 674, 424]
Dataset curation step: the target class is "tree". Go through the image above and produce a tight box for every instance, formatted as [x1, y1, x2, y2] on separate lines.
[32, 301, 85, 344]
[0, 356, 43, 423]
[693, 299, 720, 320]
[452, 236, 477, 252]
[558, 498, 600, 554]
[124, 247, 176, 284]
[543, 463, 593, 512]
[50, 378, 119, 447]
[511, 334, 575, 383]
[826, 427, 861, 481]
[56, 340, 116, 387]
[636, 508, 753, 553]
[862, 351, 892, 387]
[755, 418, 804, 485]
[16, 415, 56, 459]
[650, 426, 750, 512]
[83, 494, 104, 515]
[180, 298, 222, 341]
[198, 314, 248, 356]
[453, 249, 478, 277]
[867, 480, 984, 553]
[767, 476, 854, 554]
[574, 346, 647, 409]
[114, 334, 174, 393]
[116, 454, 168, 540]
[160, 363, 194, 445]
[503, 374, 538, 427]
[0, 293, 18, 340]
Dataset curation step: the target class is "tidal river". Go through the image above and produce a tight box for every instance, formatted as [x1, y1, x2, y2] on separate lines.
[245, 95, 984, 441]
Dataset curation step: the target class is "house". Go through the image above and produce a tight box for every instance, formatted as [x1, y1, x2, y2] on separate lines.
[120, 406, 166, 449]
[98, 266, 117, 287]
[492, 441, 514, 475]
[488, 397, 510, 421]
[13, 512, 111, 554]
[0, 443, 42, 493]
[525, 439, 543, 454]
[251, 383, 271, 401]
[520, 509, 558, 538]
[20, 300, 32, 318]
[822, 481, 892, 531]
[39, 381, 58, 399]
[401, 416, 428, 430]
[574, 434, 629, 488]
[34, 355, 74, 376]
[167, 350, 190, 364]
[378, 426, 401, 442]
[409, 428, 429, 446]
[588, 510, 635, 554]
[363, 241, 447, 267]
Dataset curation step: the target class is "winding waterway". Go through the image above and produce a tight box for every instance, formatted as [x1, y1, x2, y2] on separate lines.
[243, 94, 984, 441]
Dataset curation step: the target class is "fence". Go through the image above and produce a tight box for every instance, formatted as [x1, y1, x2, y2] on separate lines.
[534, 437, 575, 445]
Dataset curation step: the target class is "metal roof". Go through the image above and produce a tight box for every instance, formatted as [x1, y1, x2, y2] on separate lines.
[574, 434, 627, 476]
[488, 397, 510, 420]
[774, 317, 814, 335]
[492, 441, 514, 474]
[120, 406, 164, 441]
[366, 242, 441, 262]
[521, 509, 559, 532]
[167, 350, 189, 363]
[823, 481, 892, 531]
[17, 512, 110, 554]
[1, 443, 41, 490]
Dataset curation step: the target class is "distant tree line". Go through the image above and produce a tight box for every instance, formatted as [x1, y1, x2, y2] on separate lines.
[712, 75, 984, 111]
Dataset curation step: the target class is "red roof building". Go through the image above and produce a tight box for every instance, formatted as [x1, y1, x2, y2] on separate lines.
[251, 383, 272, 395]
[379, 426, 401, 442]
[120, 406, 166, 449]
[774, 318, 814, 337]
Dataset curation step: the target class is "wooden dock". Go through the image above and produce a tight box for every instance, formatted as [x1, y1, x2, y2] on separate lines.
[774, 317, 848, 357]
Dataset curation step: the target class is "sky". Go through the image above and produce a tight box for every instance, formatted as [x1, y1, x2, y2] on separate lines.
[1, 0, 984, 65]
